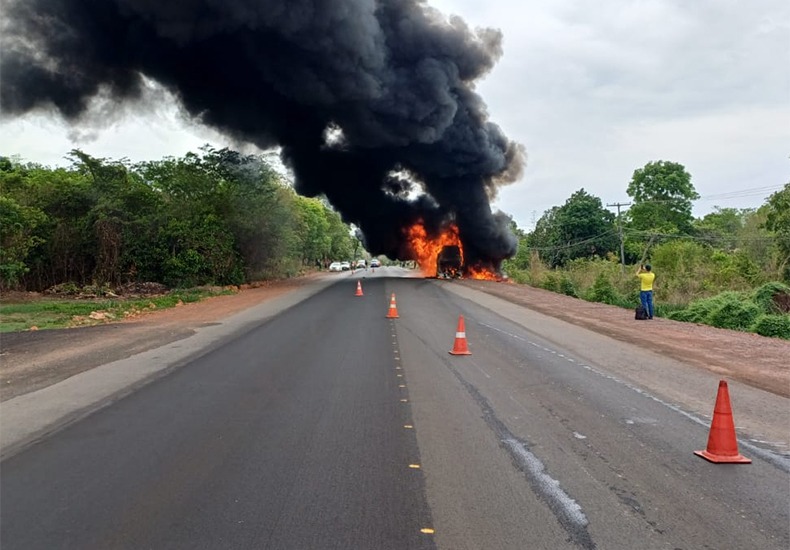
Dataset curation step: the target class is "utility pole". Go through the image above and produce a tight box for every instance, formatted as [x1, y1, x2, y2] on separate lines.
[607, 201, 631, 274]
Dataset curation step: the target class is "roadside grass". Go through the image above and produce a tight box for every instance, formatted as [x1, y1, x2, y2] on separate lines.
[0, 288, 234, 333]
[504, 262, 789, 339]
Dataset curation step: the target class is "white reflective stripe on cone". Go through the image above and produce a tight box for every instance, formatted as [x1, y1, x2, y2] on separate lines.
[455, 332, 465, 338]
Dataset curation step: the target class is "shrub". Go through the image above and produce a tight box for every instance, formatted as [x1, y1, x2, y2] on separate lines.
[667, 291, 743, 324]
[506, 267, 530, 285]
[650, 240, 712, 303]
[623, 287, 640, 305]
[540, 273, 560, 292]
[564, 257, 623, 295]
[705, 292, 761, 330]
[750, 314, 790, 339]
[732, 251, 762, 285]
[43, 282, 82, 296]
[751, 282, 790, 314]
[559, 275, 578, 297]
[653, 302, 685, 319]
[528, 250, 550, 287]
[667, 299, 714, 323]
[585, 272, 621, 305]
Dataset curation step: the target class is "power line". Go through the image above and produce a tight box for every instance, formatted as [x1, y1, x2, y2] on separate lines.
[624, 228, 777, 244]
[698, 184, 785, 201]
[623, 184, 785, 207]
[524, 229, 619, 252]
[518, 229, 777, 259]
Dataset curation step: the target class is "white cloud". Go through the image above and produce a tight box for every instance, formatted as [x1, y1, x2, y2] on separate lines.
[1, 80, 234, 165]
[438, 0, 790, 227]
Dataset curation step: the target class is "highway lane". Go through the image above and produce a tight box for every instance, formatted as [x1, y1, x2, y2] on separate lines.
[386, 276, 789, 549]
[2, 269, 788, 549]
[0, 274, 435, 549]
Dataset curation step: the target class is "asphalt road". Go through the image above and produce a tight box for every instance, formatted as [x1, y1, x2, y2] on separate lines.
[2, 270, 788, 549]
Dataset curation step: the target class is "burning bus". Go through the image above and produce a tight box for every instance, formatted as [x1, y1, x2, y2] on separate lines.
[437, 245, 462, 278]
[403, 220, 505, 280]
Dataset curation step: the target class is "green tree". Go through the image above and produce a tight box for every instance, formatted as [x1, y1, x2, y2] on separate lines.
[764, 183, 790, 281]
[504, 234, 531, 271]
[0, 195, 47, 289]
[500, 216, 530, 271]
[738, 206, 775, 276]
[694, 207, 748, 251]
[325, 207, 354, 262]
[199, 147, 293, 279]
[627, 161, 699, 234]
[293, 196, 331, 265]
[135, 150, 248, 285]
[527, 189, 617, 267]
[2, 147, 356, 289]
[0, 158, 96, 289]
[69, 150, 164, 286]
[526, 206, 560, 261]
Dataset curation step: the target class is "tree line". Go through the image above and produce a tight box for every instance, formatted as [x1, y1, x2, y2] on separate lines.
[0, 147, 358, 291]
[502, 160, 789, 338]
[506, 161, 789, 286]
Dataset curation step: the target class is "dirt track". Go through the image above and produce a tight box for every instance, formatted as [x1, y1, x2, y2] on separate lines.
[1, 274, 788, 402]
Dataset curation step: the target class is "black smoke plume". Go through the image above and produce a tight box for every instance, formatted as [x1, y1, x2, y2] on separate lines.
[1, 0, 524, 269]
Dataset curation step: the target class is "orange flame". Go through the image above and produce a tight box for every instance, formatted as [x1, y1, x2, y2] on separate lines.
[403, 220, 506, 280]
[404, 221, 463, 277]
[466, 265, 502, 281]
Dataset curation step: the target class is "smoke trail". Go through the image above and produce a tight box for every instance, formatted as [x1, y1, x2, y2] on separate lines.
[1, 0, 524, 267]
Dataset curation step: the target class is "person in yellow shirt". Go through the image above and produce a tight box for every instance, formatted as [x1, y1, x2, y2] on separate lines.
[636, 264, 656, 319]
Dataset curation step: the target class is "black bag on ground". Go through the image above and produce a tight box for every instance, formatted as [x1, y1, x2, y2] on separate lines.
[635, 305, 648, 320]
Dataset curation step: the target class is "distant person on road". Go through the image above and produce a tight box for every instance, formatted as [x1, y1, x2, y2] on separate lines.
[636, 264, 656, 319]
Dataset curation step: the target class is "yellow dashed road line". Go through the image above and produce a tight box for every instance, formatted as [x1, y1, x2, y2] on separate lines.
[390, 304, 432, 539]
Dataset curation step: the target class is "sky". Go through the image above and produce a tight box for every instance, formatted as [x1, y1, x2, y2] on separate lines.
[1, 0, 788, 231]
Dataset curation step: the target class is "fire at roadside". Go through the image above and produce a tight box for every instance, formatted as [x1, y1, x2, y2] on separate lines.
[403, 220, 508, 281]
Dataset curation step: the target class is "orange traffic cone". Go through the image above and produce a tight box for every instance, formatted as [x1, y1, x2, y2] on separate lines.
[355, 281, 364, 297]
[449, 315, 471, 355]
[694, 380, 751, 464]
[386, 293, 399, 318]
